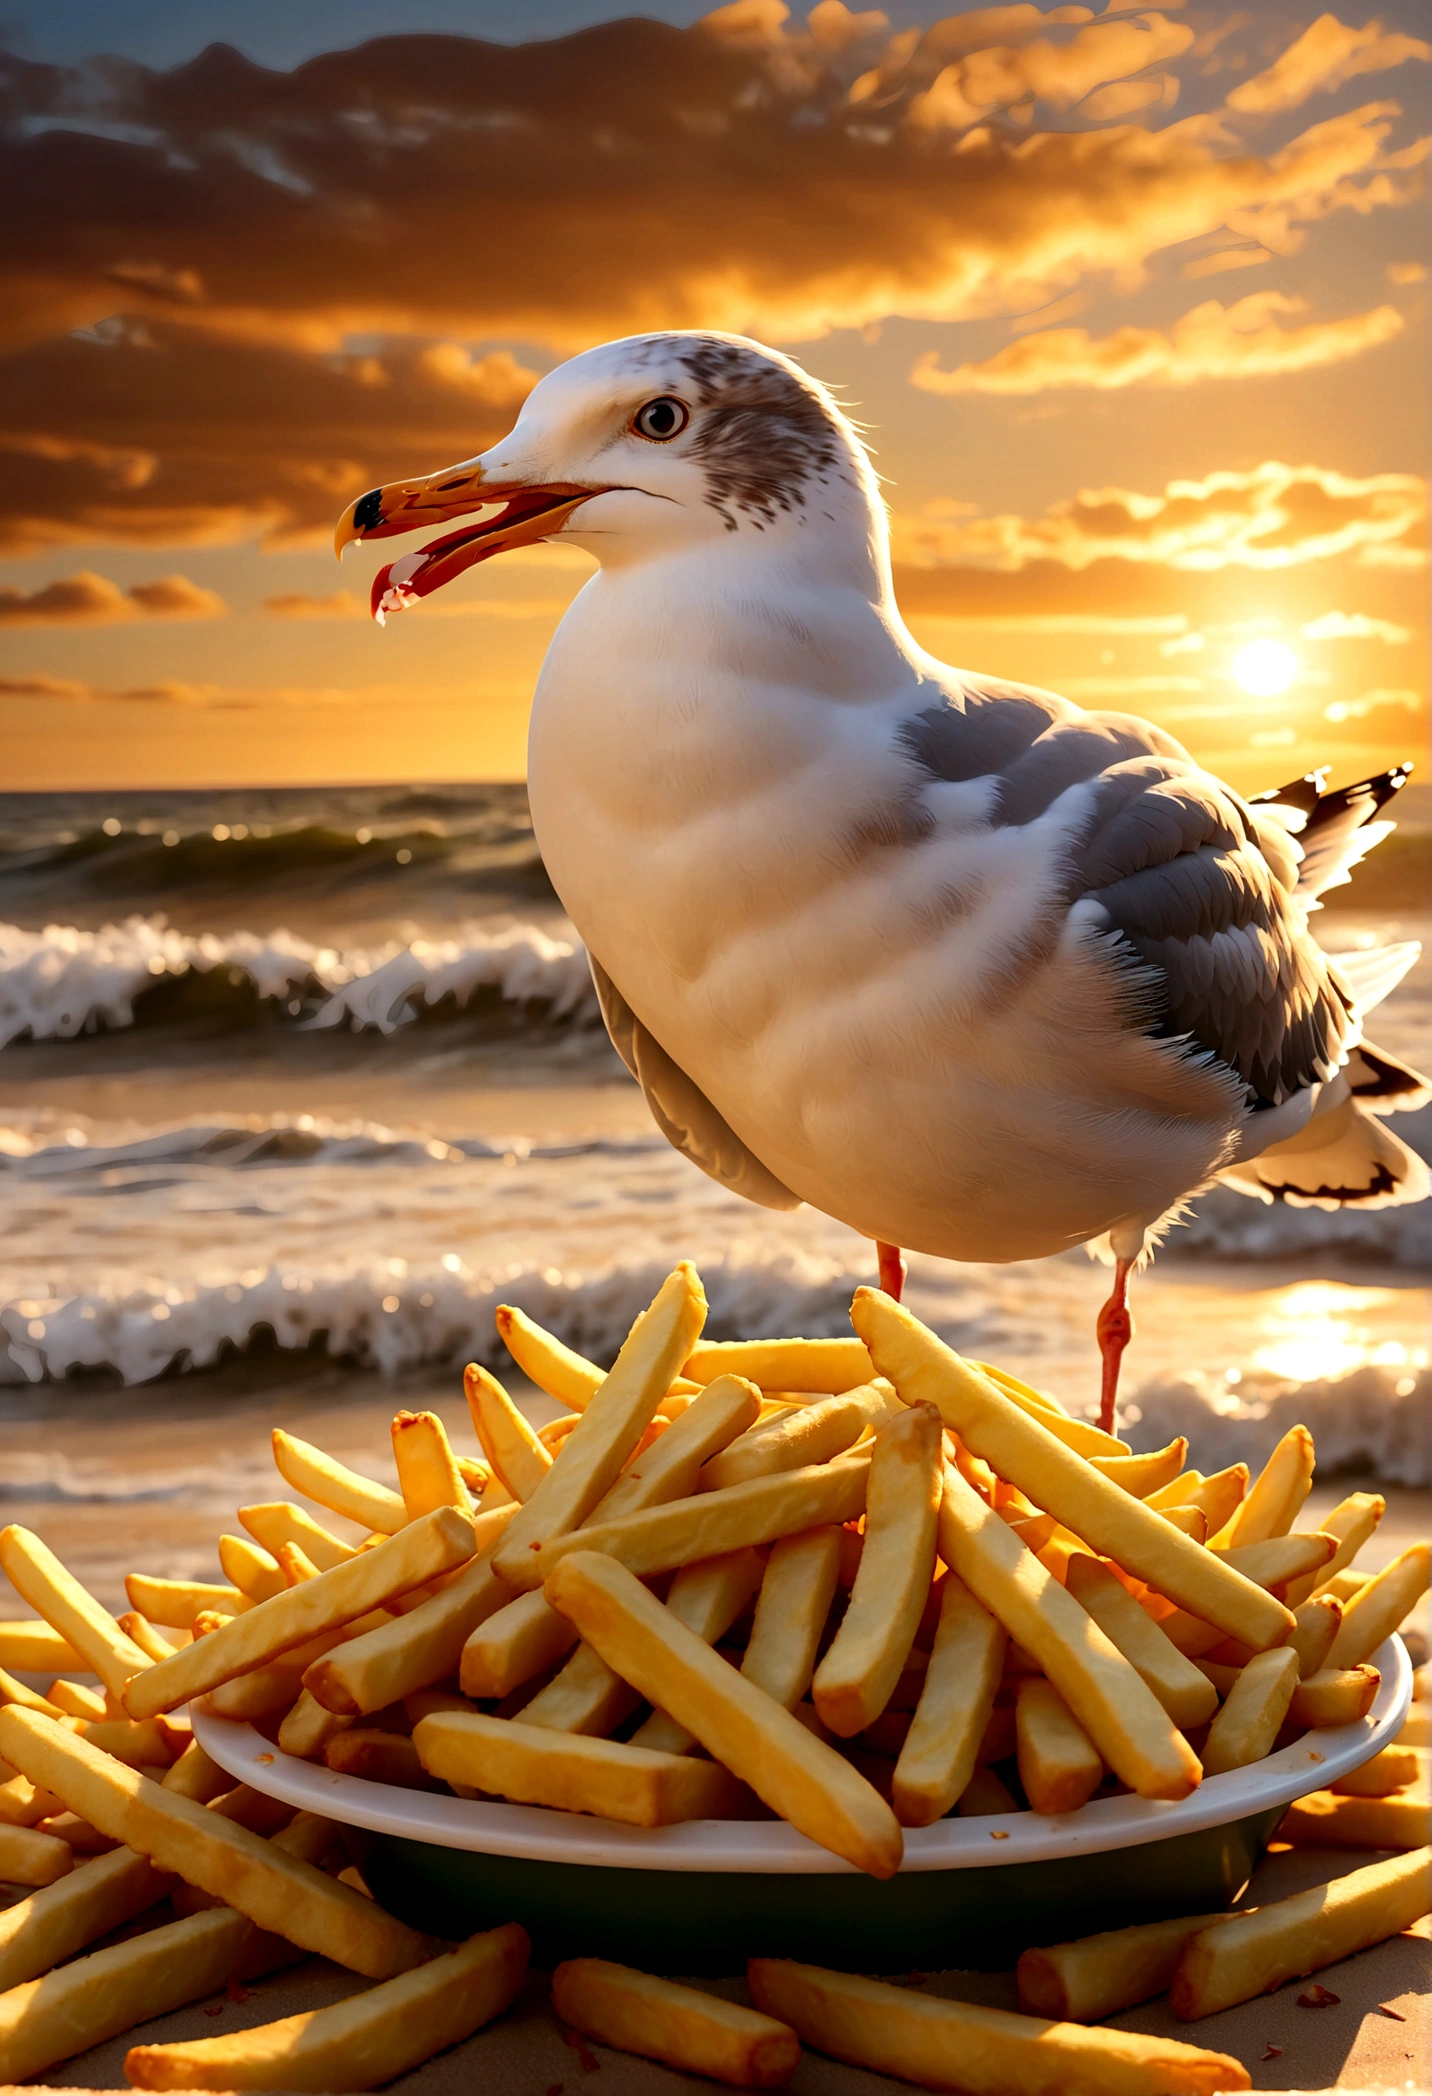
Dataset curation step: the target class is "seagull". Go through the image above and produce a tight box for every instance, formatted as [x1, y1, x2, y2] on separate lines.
[336, 330, 1428, 1429]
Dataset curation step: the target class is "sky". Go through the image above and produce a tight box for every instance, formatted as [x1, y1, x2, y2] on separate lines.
[0, 0, 1427, 792]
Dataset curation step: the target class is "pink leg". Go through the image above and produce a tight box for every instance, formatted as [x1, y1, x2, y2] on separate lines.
[876, 1241, 907, 1303]
[1096, 1256, 1134, 1436]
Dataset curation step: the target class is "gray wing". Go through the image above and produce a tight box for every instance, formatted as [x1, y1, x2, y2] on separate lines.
[901, 681, 1353, 1107]
[588, 954, 802, 1211]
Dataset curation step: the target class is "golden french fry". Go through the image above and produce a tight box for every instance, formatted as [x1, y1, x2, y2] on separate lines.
[701, 1385, 893, 1492]
[495, 1302, 698, 1415]
[1286, 1592, 1343, 1677]
[1288, 1663, 1380, 1728]
[1158, 1506, 1208, 1542]
[1171, 1846, 1431, 2016]
[0, 1706, 424, 1977]
[892, 1576, 1004, 1828]
[125, 1922, 530, 2093]
[1063, 1556, 1217, 1731]
[325, 1731, 435, 1789]
[1201, 1646, 1299, 1774]
[414, 1710, 744, 1825]
[1216, 1424, 1314, 1548]
[741, 1527, 844, 1713]
[1331, 1744, 1424, 1796]
[0, 1843, 173, 1992]
[1323, 1566, 1372, 1601]
[0, 1621, 83, 1673]
[956, 1765, 1019, 1817]
[0, 1773, 62, 1827]
[0, 1904, 254, 2082]
[522, 1456, 870, 1594]
[1214, 1530, 1336, 1588]
[272, 1428, 407, 1535]
[118, 1612, 180, 1663]
[1328, 1542, 1430, 1669]
[1287, 1490, 1385, 1607]
[588, 1375, 763, 1524]
[1017, 1911, 1232, 2023]
[459, 1586, 581, 1703]
[1146, 1464, 1248, 1535]
[305, 1503, 518, 1717]
[125, 1507, 476, 1719]
[160, 1741, 233, 1804]
[552, 1958, 800, 2090]
[854, 1293, 1292, 1652]
[974, 1365, 1130, 1459]
[514, 1636, 643, 1741]
[1088, 1440, 1188, 1497]
[812, 1405, 942, 1738]
[627, 1550, 768, 1753]
[492, 1265, 707, 1590]
[1015, 1677, 1103, 1815]
[42, 1677, 105, 1719]
[219, 1533, 287, 1603]
[747, 1958, 1249, 2094]
[464, 1363, 552, 1501]
[0, 1821, 72, 1885]
[391, 1408, 474, 1520]
[0, 1670, 64, 1721]
[937, 1464, 1200, 1802]
[1281, 1790, 1430, 1849]
[70, 1716, 174, 1769]
[0, 1528, 152, 1701]
[239, 1500, 359, 1572]
[546, 1550, 902, 1876]
[278, 1688, 354, 1761]
[683, 1337, 872, 1394]
[125, 1574, 246, 1627]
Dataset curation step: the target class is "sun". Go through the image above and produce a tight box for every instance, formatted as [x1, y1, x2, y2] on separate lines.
[1231, 638, 1299, 699]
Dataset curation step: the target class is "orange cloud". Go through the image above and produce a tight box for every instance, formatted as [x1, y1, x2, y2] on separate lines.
[1228, 13, 1431, 117]
[264, 590, 362, 619]
[897, 461, 1427, 571]
[911, 292, 1404, 392]
[1302, 609, 1413, 641]
[0, 674, 219, 703]
[0, 569, 226, 625]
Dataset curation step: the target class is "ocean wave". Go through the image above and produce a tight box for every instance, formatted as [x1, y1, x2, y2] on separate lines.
[0, 916, 600, 1046]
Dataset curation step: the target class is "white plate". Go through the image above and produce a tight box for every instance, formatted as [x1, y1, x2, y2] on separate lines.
[193, 1633, 1411, 1879]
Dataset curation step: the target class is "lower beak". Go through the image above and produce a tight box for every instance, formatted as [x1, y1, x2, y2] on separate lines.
[334, 464, 595, 623]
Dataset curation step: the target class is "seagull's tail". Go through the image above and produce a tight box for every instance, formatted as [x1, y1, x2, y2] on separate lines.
[1218, 1094, 1431, 1212]
[1249, 760, 1412, 903]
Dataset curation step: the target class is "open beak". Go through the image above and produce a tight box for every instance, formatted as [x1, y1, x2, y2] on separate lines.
[334, 463, 596, 623]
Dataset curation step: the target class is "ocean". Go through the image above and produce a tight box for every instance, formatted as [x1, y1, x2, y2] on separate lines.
[1, 782, 1428, 1568]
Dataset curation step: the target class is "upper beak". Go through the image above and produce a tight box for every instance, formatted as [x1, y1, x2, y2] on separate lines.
[334, 462, 596, 623]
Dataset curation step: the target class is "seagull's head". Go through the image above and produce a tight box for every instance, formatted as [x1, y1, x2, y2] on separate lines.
[334, 330, 879, 622]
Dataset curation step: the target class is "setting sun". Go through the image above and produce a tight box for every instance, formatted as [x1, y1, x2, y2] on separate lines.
[1231, 638, 1300, 699]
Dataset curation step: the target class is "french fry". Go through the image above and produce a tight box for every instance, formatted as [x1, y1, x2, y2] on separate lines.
[1147, 1465, 1248, 1536]
[125, 1506, 477, 1719]
[124, 1573, 246, 1627]
[974, 1364, 1129, 1459]
[628, 1550, 768, 1753]
[325, 1731, 436, 1789]
[1017, 1911, 1232, 2023]
[495, 1301, 698, 1415]
[0, 1822, 72, 1885]
[1287, 1489, 1385, 1606]
[0, 1670, 65, 1720]
[1087, 1439, 1188, 1497]
[70, 1716, 174, 1769]
[43, 1677, 105, 1719]
[272, 1428, 408, 1535]
[1151, 1534, 1334, 1659]
[1171, 1846, 1431, 2016]
[747, 1958, 1249, 2095]
[1201, 1646, 1299, 1774]
[1213, 1530, 1336, 1589]
[1015, 1677, 1103, 1815]
[891, 1577, 1004, 1827]
[812, 1405, 942, 1737]
[854, 1293, 1292, 1652]
[1158, 1506, 1208, 1543]
[1331, 1744, 1424, 1796]
[1288, 1663, 1381, 1728]
[1323, 1566, 1372, 1601]
[305, 1504, 519, 1717]
[0, 1773, 62, 1826]
[492, 1265, 707, 1590]
[1280, 1789, 1430, 1849]
[936, 1463, 1200, 1801]
[522, 1456, 870, 1594]
[0, 1528, 152, 1701]
[0, 1707, 425, 1976]
[1216, 1424, 1314, 1548]
[1400, 1703, 1432, 1747]
[160, 1740, 234, 1803]
[741, 1527, 844, 1712]
[0, 1904, 254, 2083]
[0, 1843, 173, 1992]
[683, 1337, 872, 1394]
[459, 1586, 581, 1703]
[464, 1363, 552, 1501]
[1287, 1592, 1343, 1677]
[552, 1958, 800, 2090]
[0, 1620, 83, 1673]
[118, 1612, 180, 1663]
[956, 1765, 1019, 1817]
[414, 1710, 744, 1825]
[545, 1551, 902, 1876]
[1063, 1556, 1217, 1730]
[701, 1385, 893, 1492]
[219, 1533, 287, 1604]
[391, 1409, 474, 1520]
[1328, 1541, 1430, 1669]
[125, 1922, 530, 2092]
[278, 1688, 354, 1761]
[239, 1501, 359, 1572]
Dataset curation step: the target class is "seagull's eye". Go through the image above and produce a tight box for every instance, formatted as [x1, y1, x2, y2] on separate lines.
[631, 396, 689, 443]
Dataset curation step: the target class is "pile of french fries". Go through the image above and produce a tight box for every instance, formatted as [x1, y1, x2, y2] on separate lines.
[0, 1259, 1424, 2091]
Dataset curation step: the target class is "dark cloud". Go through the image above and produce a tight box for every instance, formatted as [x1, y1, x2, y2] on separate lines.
[0, 568, 226, 622]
